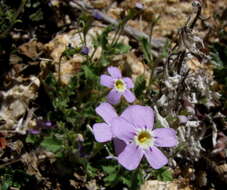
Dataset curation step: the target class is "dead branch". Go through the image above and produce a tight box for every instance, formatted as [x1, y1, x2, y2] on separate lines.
[69, 0, 166, 57]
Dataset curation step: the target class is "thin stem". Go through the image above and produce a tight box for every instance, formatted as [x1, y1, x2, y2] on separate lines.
[90, 46, 98, 61]
[0, 159, 21, 169]
[131, 167, 140, 190]
[110, 25, 121, 46]
[58, 55, 63, 85]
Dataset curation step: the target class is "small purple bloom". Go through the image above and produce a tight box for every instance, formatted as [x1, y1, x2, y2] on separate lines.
[28, 120, 55, 134]
[112, 105, 178, 170]
[100, 66, 136, 105]
[28, 129, 41, 135]
[81, 46, 89, 55]
[45, 121, 52, 127]
[92, 10, 103, 20]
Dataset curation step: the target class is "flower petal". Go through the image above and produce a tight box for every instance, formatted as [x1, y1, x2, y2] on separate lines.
[113, 138, 127, 156]
[123, 77, 134, 88]
[178, 115, 188, 124]
[107, 89, 121, 105]
[144, 146, 168, 169]
[123, 89, 136, 103]
[100, 74, 114, 88]
[95, 102, 118, 124]
[118, 143, 143, 170]
[121, 105, 154, 129]
[112, 117, 135, 142]
[28, 129, 41, 134]
[153, 128, 178, 147]
[107, 66, 122, 78]
[93, 123, 112, 142]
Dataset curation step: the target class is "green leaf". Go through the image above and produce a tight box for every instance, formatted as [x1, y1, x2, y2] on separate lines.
[134, 75, 146, 97]
[154, 120, 163, 128]
[210, 50, 224, 68]
[41, 135, 63, 153]
[82, 65, 98, 81]
[104, 172, 118, 183]
[29, 8, 43, 21]
[102, 166, 117, 173]
[159, 170, 173, 181]
[86, 163, 97, 178]
[53, 97, 69, 111]
[120, 176, 131, 186]
[113, 43, 131, 54]
[2, 181, 11, 190]
[62, 47, 80, 59]
[100, 55, 110, 66]
[96, 25, 113, 48]
[25, 134, 38, 144]
[138, 37, 153, 63]
[154, 167, 173, 182]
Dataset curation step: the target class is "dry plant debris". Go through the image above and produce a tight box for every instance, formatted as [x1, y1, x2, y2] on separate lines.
[0, 0, 226, 189]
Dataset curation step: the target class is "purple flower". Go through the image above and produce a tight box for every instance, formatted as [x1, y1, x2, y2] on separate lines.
[81, 46, 89, 55]
[112, 105, 178, 170]
[92, 102, 126, 155]
[100, 66, 136, 105]
[28, 120, 55, 134]
[92, 10, 103, 20]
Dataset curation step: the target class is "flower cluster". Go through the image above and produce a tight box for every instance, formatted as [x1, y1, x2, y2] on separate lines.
[93, 66, 178, 170]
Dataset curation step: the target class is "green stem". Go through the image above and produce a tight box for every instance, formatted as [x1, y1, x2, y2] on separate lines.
[90, 46, 98, 62]
[88, 143, 104, 160]
[131, 167, 140, 190]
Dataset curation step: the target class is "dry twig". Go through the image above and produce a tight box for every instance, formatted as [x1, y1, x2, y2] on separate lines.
[69, 0, 166, 57]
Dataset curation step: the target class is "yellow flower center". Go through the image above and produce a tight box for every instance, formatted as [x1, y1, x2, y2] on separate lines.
[138, 132, 151, 143]
[114, 79, 126, 92]
[134, 130, 153, 149]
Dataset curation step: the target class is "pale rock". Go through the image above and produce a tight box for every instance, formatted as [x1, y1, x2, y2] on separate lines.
[0, 77, 39, 130]
[140, 180, 178, 190]
[126, 52, 150, 82]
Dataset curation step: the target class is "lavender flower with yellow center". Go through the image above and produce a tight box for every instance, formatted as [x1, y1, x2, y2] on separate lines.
[100, 66, 136, 105]
[112, 105, 178, 170]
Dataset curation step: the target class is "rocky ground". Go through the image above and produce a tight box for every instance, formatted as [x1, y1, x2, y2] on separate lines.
[0, 0, 227, 189]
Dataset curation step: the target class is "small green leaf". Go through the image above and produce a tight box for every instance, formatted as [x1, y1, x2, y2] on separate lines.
[104, 173, 118, 183]
[102, 166, 117, 173]
[25, 134, 38, 144]
[82, 65, 98, 80]
[86, 163, 97, 178]
[29, 8, 43, 21]
[62, 47, 80, 59]
[100, 56, 110, 66]
[2, 181, 11, 190]
[154, 167, 173, 182]
[134, 75, 146, 97]
[120, 176, 131, 186]
[113, 43, 131, 54]
[159, 169, 173, 181]
[96, 25, 113, 48]
[138, 37, 153, 63]
[41, 135, 62, 153]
